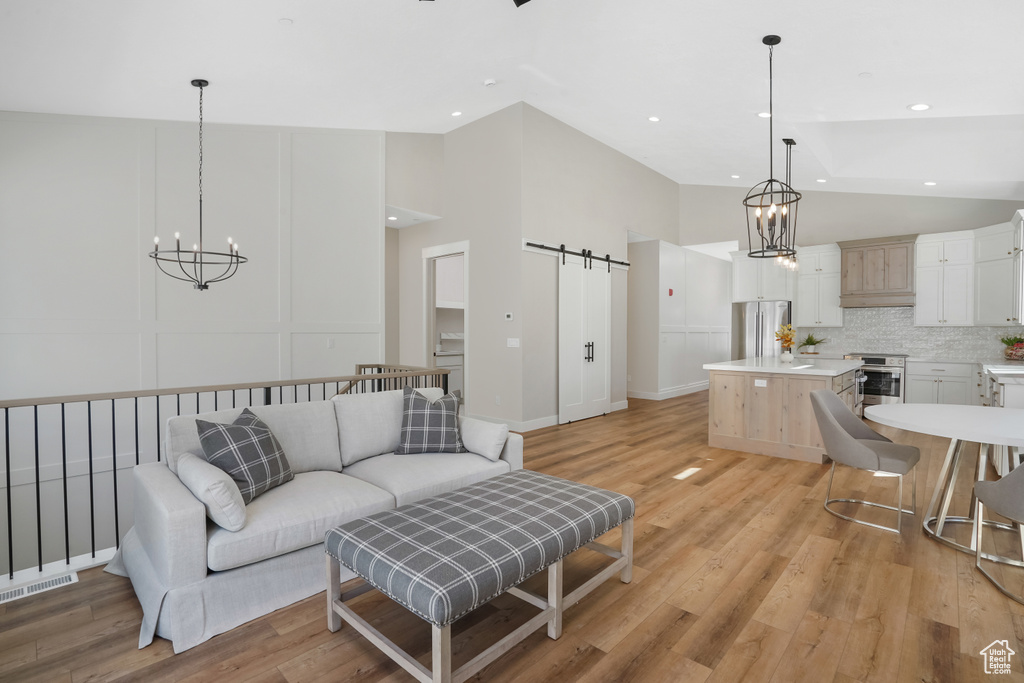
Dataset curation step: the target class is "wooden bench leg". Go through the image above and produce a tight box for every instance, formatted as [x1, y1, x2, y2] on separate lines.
[620, 518, 634, 584]
[326, 555, 341, 632]
[547, 559, 563, 639]
[432, 624, 452, 683]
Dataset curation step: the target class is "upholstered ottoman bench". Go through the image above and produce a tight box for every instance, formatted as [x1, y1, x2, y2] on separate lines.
[325, 469, 635, 683]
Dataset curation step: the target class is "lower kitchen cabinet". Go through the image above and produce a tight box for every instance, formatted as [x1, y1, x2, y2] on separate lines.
[904, 361, 975, 405]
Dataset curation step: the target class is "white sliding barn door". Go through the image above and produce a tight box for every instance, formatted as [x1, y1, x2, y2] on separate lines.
[559, 254, 611, 424]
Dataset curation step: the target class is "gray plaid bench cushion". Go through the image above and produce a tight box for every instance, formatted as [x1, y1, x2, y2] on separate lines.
[324, 469, 635, 627]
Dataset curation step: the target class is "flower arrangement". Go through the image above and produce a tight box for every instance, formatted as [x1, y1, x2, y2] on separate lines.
[798, 333, 828, 351]
[1000, 335, 1024, 361]
[776, 324, 795, 350]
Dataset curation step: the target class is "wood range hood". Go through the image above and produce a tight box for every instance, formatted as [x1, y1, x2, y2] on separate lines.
[837, 234, 918, 308]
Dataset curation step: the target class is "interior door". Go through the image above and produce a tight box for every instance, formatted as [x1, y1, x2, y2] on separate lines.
[559, 254, 611, 424]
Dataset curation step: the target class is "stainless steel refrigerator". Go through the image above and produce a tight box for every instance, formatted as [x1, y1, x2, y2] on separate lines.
[731, 301, 792, 360]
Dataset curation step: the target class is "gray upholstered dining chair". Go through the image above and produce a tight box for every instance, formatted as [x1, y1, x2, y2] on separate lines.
[974, 464, 1024, 604]
[810, 389, 920, 534]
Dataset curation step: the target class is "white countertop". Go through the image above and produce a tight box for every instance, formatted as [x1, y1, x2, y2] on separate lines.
[703, 357, 863, 377]
[983, 363, 1024, 385]
[865, 404, 1024, 447]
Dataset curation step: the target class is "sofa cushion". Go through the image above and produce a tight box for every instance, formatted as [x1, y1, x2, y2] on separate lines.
[343, 453, 510, 507]
[167, 402, 343, 475]
[177, 452, 247, 531]
[395, 386, 466, 455]
[197, 409, 294, 504]
[458, 416, 509, 462]
[332, 387, 446, 466]
[206, 471, 395, 571]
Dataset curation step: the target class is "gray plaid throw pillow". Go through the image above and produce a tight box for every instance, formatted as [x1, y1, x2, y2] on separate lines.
[196, 408, 294, 504]
[395, 386, 466, 454]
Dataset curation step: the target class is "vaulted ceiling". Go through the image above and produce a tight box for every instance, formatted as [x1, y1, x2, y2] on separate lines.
[2, 0, 1022, 200]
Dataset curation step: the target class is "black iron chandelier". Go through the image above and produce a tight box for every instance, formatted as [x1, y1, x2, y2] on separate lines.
[744, 35, 801, 262]
[149, 79, 247, 290]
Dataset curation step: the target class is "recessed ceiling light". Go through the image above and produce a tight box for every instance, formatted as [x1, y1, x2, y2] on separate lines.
[387, 216, 398, 221]
[648, 116, 660, 122]
[278, 17, 294, 25]
[924, 181, 936, 186]
[483, 79, 496, 87]
[908, 103, 931, 111]
[451, 111, 462, 117]
[758, 112, 771, 118]
[731, 175, 740, 179]
[858, 72, 873, 78]
[816, 179, 827, 183]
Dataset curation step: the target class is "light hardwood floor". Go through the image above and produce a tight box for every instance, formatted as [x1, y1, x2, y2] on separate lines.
[2, 391, 1023, 682]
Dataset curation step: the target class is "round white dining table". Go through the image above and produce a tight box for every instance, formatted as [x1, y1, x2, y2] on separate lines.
[865, 403, 1024, 556]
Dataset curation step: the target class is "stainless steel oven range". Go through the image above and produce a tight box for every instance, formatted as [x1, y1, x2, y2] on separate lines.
[844, 353, 907, 416]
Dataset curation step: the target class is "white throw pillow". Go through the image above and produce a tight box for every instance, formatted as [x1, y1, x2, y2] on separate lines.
[177, 452, 247, 531]
[458, 416, 510, 462]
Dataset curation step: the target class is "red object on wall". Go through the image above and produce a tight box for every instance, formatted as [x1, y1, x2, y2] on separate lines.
[668, 288, 673, 296]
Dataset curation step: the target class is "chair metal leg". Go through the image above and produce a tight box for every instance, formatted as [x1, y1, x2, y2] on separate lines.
[824, 461, 916, 535]
[975, 499, 1024, 605]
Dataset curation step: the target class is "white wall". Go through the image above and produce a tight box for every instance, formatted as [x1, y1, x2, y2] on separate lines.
[385, 227, 400, 363]
[627, 241, 731, 400]
[385, 131, 444, 216]
[626, 241, 660, 396]
[679, 184, 1023, 248]
[398, 105, 524, 423]
[0, 111, 385, 399]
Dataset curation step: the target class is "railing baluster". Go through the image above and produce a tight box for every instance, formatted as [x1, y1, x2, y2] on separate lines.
[111, 399, 119, 548]
[34, 406, 41, 571]
[62, 404, 69, 564]
[156, 396, 161, 462]
[134, 397, 139, 466]
[88, 401, 95, 558]
[5, 408, 11, 579]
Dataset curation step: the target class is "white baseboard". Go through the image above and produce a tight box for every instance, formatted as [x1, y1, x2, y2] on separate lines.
[627, 381, 709, 401]
[468, 400, 628, 434]
[0, 547, 116, 594]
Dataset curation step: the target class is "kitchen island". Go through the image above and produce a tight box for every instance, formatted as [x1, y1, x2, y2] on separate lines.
[702, 358, 863, 463]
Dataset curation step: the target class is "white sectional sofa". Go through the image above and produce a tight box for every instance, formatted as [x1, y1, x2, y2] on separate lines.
[106, 387, 523, 653]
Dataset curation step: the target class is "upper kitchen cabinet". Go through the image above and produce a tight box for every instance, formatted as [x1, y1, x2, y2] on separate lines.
[914, 232, 974, 326]
[434, 253, 464, 308]
[974, 219, 1023, 326]
[794, 244, 843, 327]
[731, 251, 794, 302]
[838, 235, 916, 307]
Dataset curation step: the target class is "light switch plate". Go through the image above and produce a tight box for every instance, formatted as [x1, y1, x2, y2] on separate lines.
[505, 312, 514, 321]
[507, 338, 520, 348]
[754, 379, 768, 387]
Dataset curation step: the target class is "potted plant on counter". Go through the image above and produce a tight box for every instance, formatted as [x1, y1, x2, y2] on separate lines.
[1000, 335, 1024, 361]
[776, 324, 795, 362]
[798, 333, 828, 355]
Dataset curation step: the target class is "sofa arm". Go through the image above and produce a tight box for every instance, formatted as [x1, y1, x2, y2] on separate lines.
[132, 462, 208, 589]
[500, 432, 524, 471]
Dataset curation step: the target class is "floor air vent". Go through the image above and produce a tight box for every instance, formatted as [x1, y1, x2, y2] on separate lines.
[0, 572, 78, 604]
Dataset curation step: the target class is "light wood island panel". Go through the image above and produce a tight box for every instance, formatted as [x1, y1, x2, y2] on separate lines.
[708, 368, 858, 463]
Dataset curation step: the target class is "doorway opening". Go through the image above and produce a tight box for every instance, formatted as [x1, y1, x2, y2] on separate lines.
[423, 242, 469, 408]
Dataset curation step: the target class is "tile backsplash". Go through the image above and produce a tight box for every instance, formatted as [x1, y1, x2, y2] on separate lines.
[797, 307, 1011, 362]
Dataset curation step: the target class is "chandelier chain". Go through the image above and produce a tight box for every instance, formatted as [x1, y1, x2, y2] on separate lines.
[768, 44, 774, 181]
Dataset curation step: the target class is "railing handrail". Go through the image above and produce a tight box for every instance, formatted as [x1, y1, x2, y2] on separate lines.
[0, 368, 451, 410]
